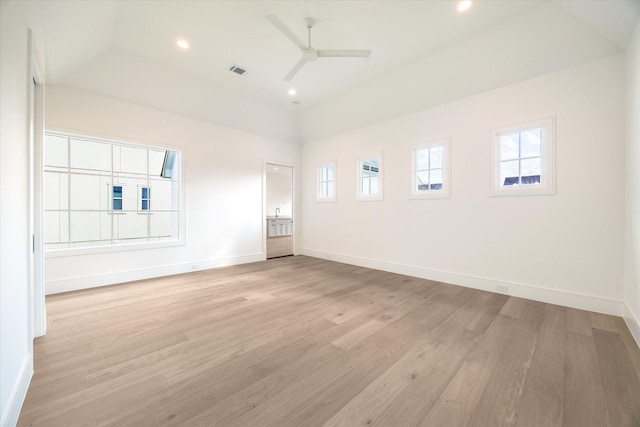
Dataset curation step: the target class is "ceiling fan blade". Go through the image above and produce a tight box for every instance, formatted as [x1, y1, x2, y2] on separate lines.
[266, 14, 306, 51]
[317, 49, 371, 58]
[284, 57, 308, 81]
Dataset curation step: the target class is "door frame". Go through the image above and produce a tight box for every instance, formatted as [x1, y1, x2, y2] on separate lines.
[28, 28, 46, 337]
[263, 161, 295, 259]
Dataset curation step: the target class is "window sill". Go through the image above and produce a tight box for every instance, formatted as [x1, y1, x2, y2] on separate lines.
[356, 195, 384, 202]
[409, 191, 450, 200]
[490, 184, 554, 197]
[316, 197, 336, 203]
[45, 238, 185, 258]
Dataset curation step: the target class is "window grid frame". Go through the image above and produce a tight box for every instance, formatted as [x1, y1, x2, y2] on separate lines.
[356, 152, 383, 202]
[316, 161, 336, 202]
[43, 130, 183, 253]
[490, 117, 555, 197]
[410, 139, 451, 200]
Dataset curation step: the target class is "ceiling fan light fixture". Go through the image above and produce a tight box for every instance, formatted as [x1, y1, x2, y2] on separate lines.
[457, 0, 472, 12]
[288, 88, 297, 96]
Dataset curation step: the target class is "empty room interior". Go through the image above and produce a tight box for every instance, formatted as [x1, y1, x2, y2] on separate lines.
[3, 0, 640, 425]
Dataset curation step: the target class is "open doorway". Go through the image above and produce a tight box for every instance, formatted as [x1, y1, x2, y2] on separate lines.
[265, 164, 293, 259]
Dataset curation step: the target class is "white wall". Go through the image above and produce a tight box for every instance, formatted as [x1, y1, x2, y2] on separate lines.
[266, 169, 293, 217]
[296, 2, 620, 143]
[301, 55, 626, 316]
[60, 48, 299, 144]
[625, 20, 640, 345]
[0, 2, 42, 425]
[44, 85, 300, 294]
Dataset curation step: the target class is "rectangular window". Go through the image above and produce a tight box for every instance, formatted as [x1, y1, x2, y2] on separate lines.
[112, 185, 123, 210]
[411, 139, 450, 199]
[43, 131, 182, 251]
[140, 186, 151, 211]
[357, 153, 383, 201]
[317, 162, 336, 202]
[491, 117, 554, 196]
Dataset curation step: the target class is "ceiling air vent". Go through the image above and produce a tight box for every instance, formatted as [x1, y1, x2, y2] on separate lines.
[229, 64, 248, 76]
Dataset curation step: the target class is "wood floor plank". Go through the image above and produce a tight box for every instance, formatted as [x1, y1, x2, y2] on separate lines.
[563, 331, 611, 427]
[514, 305, 566, 427]
[592, 328, 640, 426]
[17, 256, 640, 427]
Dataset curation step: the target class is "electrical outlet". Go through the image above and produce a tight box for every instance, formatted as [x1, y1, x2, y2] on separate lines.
[496, 284, 508, 293]
[192, 264, 200, 271]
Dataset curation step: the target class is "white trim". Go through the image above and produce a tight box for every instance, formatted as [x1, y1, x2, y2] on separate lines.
[299, 247, 624, 316]
[410, 138, 451, 199]
[0, 355, 33, 427]
[43, 129, 187, 254]
[46, 239, 186, 258]
[356, 151, 384, 202]
[624, 302, 640, 349]
[45, 252, 264, 295]
[264, 161, 296, 256]
[490, 116, 555, 196]
[316, 160, 336, 202]
[28, 28, 46, 338]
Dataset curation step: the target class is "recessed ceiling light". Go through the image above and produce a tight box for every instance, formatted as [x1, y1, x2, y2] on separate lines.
[457, 0, 472, 12]
[288, 88, 297, 96]
[176, 39, 189, 49]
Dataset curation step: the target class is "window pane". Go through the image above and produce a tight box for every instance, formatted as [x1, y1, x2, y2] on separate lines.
[44, 134, 68, 167]
[362, 177, 370, 195]
[370, 176, 379, 194]
[70, 139, 111, 171]
[113, 186, 122, 197]
[521, 128, 542, 158]
[430, 169, 443, 186]
[321, 167, 327, 181]
[416, 171, 429, 191]
[141, 187, 149, 198]
[520, 158, 541, 184]
[142, 200, 149, 210]
[113, 199, 122, 210]
[499, 133, 519, 161]
[369, 158, 379, 169]
[500, 160, 519, 186]
[361, 159, 370, 171]
[327, 184, 334, 197]
[430, 146, 443, 169]
[416, 148, 429, 171]
[327, 166, 334, 181]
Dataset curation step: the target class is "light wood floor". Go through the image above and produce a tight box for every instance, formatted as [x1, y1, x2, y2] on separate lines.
[18, 256, 640, 426]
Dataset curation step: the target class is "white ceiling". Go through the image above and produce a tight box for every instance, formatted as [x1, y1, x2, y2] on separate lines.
[31, 0, 640, 113]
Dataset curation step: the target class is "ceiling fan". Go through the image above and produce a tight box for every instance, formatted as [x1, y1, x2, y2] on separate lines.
[266, 14, 372, 82]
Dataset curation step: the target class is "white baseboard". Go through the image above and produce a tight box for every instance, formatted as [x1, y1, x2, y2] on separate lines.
[624, 302, 640, 349]
[46, 252, 265, 295]
[1, 355, 33, 427]
[300, 248, 625, 317]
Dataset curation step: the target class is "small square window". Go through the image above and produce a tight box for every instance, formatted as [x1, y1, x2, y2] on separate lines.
[490, 117, 554, 196]
[411, 139, 450, 199]
[140, 186, 151, 211]
[317, 162, 336, 202]
[112, 185, 123, 211]
[356, 152, 383, 201]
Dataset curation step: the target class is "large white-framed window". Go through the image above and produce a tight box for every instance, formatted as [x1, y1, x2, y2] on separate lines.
[317, 161, 336, 202]
[356, 152, 383, 201]
[43, 131, 183, 253]
[490, 117, 555, 196]
[411, 139, 451, 199]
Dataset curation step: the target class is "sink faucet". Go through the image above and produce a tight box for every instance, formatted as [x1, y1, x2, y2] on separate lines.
[275, 208, 280, 218]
